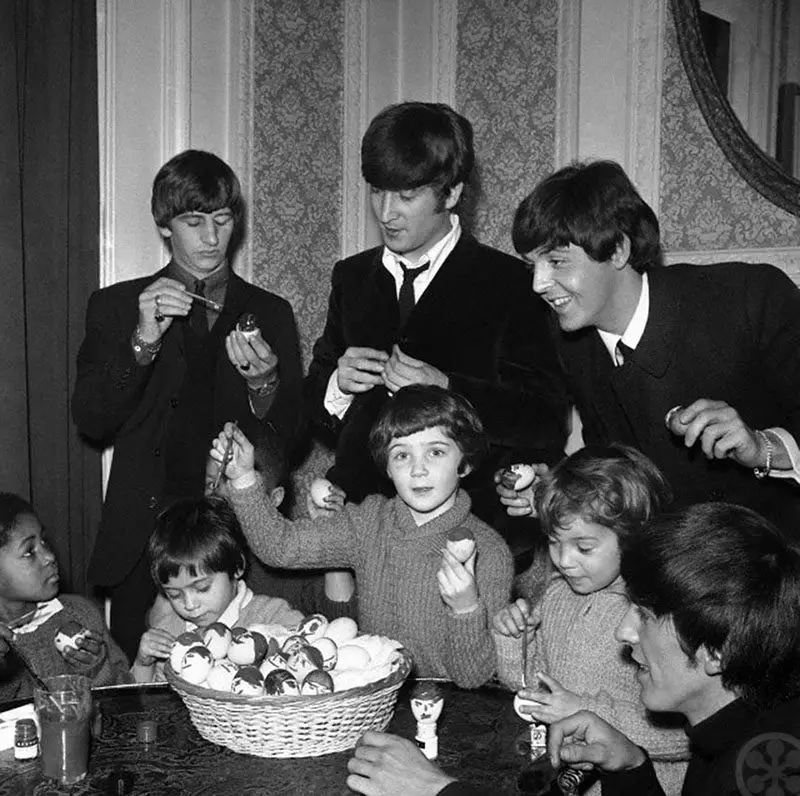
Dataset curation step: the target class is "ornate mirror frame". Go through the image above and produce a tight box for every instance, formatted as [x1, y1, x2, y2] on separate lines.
[670, 0, 800, 216]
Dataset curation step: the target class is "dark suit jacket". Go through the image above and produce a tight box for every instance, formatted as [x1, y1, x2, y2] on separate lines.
[304, 233, 568, 516]
[559, 262, 800, 529]
[73, 268, 303, 586]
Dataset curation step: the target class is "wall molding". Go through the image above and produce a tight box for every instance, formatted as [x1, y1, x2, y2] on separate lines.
[555, 0, 580, 168]
[666, 247, 800, 285]
[160, 0, 192, 164]
[433, 0, 458, 107]
[627, 0, 665, 215]
[342, 0, 369, 258]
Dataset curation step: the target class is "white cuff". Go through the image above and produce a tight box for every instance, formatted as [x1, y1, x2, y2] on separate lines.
[764, 427, 800, 485]
[323, 370, 354, 420]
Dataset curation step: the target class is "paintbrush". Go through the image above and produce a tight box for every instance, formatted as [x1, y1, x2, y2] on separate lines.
[185, 290, 223, 313]
[211, 421, 239, 493]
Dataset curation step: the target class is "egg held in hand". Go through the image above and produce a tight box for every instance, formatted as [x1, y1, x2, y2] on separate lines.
[54, 620, 91, 655]
[446, 528, 475, 563]
[501, 463, 537, 491]
[309, 478, 333, 506]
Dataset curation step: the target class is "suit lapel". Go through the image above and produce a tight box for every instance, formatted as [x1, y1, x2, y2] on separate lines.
[628, 269, 680, 378]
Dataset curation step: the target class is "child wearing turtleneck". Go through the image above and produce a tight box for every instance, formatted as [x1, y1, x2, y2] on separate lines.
[211, 386, 513, 688]
[493, 445, 688, 796]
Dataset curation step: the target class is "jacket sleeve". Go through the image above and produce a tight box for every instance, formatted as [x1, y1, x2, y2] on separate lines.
[72, 288, 152, 445]
[600, 756, 667, 796]
[443, 532, 514, 688]
[304, 259, 349, 437]
[446, 270, 568, 465]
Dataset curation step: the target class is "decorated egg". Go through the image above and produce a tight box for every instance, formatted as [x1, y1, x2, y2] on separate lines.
[180, 645, 213, 685]
[203, 622, 232, 659]
[231, 665, 265, 696]
[169, 630, 205, 672]
[446, 528, 476, 564]
[324, 617, 358, 646]
[281, 634, 308, 656]
[297, 613, 328, 641]
[286, 646, 324, 681]
[206, 659, 239, 692]
[336, 644, 371, 670]
[410, 681, 444, 722]
[228, 627, 269, 666]
[263, 669, 299, 696]
[300, 669, 334, 696]
[236, 312, 260, 339]
[309, 637, 338, 671]
[54, 620, 90, 655]
[504, 463, 537, 491]
[309, 477, 333, 506]
[247, 623, 292, 646]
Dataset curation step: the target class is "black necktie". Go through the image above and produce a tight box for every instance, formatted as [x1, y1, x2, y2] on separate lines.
[615, 340, 633, 366]
[397, 263, 429, 327]
[189, 279, 208, 337]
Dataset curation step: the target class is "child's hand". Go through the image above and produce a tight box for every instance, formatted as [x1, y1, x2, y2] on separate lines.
[61, 630, 108, 674]
[307, 479, 346, 519]
[437, 547, 478, 614]
[209, 422, 256, 487]
[494, 463, 549, 517]
[492, 598, 533, 637]
[135, 628, 175, 668]
[517, 672, 582, 724]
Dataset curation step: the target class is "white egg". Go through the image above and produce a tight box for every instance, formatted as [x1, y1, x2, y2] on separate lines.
[324, 617, 358, 646]
[331, 669, 368, 692]
[446, 537, 476, 564]
[335, 644, 371, 671]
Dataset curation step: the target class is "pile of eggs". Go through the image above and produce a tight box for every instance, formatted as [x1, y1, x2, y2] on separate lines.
[169, 614, 404, 698]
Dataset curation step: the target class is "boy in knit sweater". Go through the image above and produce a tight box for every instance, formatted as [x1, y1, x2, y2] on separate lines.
[493, 445, 688, 794]
[0, 493, 132, 701]
[131, 496, 302, 682]
[211, 385, 514, 688]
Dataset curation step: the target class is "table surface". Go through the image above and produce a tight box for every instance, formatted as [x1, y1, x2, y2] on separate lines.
[0, 680, 538, 796]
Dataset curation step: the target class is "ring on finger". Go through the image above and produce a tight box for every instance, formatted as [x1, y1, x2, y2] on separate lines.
[240, 363, 251, 371]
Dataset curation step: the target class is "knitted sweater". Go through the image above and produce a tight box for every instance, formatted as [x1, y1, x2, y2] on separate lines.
[0, 595, 132, 701]
[134, 582, 303, 683]
[494, 573, 688, 796]
[227, 482, 514, 687]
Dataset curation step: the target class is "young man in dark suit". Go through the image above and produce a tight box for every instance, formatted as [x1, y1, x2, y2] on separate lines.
[305, 102, 568, 540]
[499, 159, 800, 533]
[72, 150, 303, 659]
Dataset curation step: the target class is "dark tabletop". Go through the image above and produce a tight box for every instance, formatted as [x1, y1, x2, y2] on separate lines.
[0, 680, 540, 796]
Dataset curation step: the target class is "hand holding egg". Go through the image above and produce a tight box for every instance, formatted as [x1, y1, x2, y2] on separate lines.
[307, 478, 346, 519]
[495, 463, 548, 518]
[55, 622, 107, 671]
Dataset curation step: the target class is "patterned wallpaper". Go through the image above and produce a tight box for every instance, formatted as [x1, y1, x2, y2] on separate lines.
[659, 17, 800, 252]
[456, 0, 558, 254]
[250, 0, 344, 368]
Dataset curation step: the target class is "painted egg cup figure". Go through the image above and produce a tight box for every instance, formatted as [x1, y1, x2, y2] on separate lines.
[410, 681, 444, 760]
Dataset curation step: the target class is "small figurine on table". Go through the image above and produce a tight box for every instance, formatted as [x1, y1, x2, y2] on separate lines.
[410, 681, 444, 760]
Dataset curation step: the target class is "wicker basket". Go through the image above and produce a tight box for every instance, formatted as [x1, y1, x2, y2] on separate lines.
[164, 649, 412, 758]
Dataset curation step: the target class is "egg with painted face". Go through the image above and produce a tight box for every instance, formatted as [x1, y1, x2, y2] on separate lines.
[54, 620, 91, 655]
[296, 613, 329, 641]
[263, 669, 299, 696]
[300, 669, 334, 696]
[169, 630, 205, 672]
[324, 617, 358, 646]
[231, 665, 265, 696]
[309, 637, 338, 671]
[309, 477, 333, 506]
[505, 463, 537, 490]
[286, 646, 324, 681]
[228, 627, 269, 666]
[281, 634, 308, 656]
[206, 659, 239, 692]
[202, 622, 232, 660]
[180, 645, 213, 685]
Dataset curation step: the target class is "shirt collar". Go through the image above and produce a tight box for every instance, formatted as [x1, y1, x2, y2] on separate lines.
[597, 272, 650, 362]
[381, 214, 461, 285]
[167, 260, 230, 292]
[686, 697, 750, 756]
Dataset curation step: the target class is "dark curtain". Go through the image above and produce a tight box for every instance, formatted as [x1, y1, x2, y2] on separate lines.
[0, 0, 101, 595]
